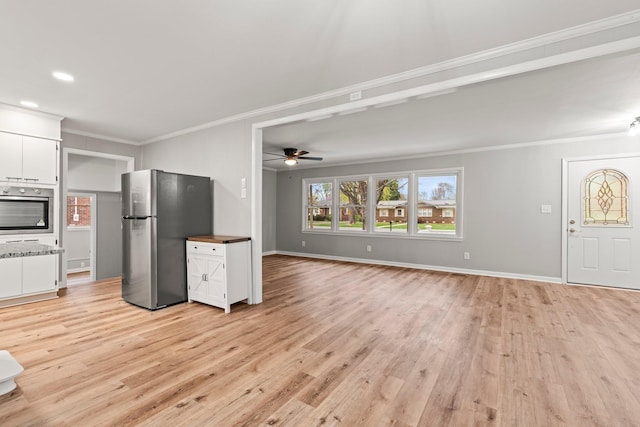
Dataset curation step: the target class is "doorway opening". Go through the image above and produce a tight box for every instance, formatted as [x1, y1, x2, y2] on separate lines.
[65, 192, 96, 286]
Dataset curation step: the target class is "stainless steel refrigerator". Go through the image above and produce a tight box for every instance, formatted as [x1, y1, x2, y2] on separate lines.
[121, 169, 212, 309]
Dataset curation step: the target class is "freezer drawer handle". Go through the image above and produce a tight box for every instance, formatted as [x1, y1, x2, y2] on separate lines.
[202, 273, 208, 281]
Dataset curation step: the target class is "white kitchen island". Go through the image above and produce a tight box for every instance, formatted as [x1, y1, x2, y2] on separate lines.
[0, 242, 64, 308]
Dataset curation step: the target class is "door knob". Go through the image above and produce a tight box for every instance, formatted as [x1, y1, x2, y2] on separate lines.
[569, 220, 575, 224]
[569, 228, 576, 233]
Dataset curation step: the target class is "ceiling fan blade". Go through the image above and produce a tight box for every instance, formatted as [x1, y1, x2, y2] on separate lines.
[264, 152, 286, 157]
[263, 158, 284, 162]
[298, 156, 323, 161]
[293, 150, 309, 157]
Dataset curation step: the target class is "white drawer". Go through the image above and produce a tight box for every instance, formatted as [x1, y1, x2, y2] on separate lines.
[187, 241, 225, 256]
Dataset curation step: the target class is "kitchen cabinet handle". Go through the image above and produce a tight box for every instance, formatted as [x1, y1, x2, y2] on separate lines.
[6, 176, 21, 180]
[23, 178, 39, 182]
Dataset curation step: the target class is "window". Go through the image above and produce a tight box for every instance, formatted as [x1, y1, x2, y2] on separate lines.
[67, 196, 91, 228]
[339, 179, 367, 231]
[417, 173, 457, 234]
[583, 169, 629, 225]
[375, 177, 408, 233]
[418, 207, 433, 217]
[305, 181, 332, 230]
[302, 168, 462, 239]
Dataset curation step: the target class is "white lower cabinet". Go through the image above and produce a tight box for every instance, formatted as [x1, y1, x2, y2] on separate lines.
[0, 254, 57, 300]
[186, 239, 251, 313]
[22, 254, 57, 294]
[0, 258, 22, 299]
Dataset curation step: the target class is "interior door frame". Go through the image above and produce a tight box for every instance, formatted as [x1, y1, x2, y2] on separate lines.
[61, 148, 135, 287]
[561, 152, 640, 285]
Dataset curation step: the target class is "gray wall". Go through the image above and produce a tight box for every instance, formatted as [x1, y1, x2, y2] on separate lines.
[262, 168, 277, 253]
[65, 228, 90, 271]
[95, 191, 122, 280]
[140, 120, 253, 236]
[275, 134, 638, 280]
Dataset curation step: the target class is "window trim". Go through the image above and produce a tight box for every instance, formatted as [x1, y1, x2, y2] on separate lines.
[302, 167, 463, 240]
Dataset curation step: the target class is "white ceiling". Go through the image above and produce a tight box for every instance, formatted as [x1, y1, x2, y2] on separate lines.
[1, 1, 640, 158]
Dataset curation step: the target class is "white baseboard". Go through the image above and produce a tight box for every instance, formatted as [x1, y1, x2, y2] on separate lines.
[262, 250, 277, 256]
[273, 250, 562, 284]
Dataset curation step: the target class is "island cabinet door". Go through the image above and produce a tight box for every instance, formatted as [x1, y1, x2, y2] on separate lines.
[0, 258, 22, 299]
[22, 255, 57, 295]
[187, 252, 225, 306]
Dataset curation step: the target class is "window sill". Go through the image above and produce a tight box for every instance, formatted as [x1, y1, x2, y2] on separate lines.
[301, 229, 463, 241]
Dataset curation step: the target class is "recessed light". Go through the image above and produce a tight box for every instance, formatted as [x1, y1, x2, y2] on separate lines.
[20, 100, 39, 108]
[52, 71, 74, 82]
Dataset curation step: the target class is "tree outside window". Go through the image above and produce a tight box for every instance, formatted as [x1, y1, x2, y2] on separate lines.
[306, 182, 332, 230]
[339, 179, 367, 231]
[375, 177, 408, 233]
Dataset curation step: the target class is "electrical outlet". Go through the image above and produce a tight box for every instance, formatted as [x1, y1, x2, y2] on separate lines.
[302, 241, 306, 247]
[349, 91, 362, 101]
[463, 252, 470, 260]
[541, 204, 552, 214]
[366, 245, 372, 252]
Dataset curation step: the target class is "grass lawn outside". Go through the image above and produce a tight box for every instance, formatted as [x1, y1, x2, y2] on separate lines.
[308, 221, 456, 232]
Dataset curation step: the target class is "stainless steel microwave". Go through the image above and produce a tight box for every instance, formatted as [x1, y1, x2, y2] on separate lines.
[0, 186, 54, 234]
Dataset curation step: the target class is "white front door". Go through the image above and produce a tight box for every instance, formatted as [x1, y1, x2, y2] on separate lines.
[566, 155, 640, 289]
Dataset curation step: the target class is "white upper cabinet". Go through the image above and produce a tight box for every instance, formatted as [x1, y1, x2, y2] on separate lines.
[0, 132, 57, 185]
[0, 133, 23, 181]
[22, 136, 57, 184]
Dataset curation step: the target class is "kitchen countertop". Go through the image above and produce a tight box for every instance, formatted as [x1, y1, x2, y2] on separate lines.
[0, 242, 65, 259]
[188, 235, 251, 244]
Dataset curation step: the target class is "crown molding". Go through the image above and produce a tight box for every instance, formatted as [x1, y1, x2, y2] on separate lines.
[0, 102, 64, 121]
[62, 128, 139, 145]
[143, 9, 640, 145]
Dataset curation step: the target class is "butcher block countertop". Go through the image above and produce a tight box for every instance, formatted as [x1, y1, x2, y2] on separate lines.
[187, 235, 251, 244]
[0, 242, 65, 259]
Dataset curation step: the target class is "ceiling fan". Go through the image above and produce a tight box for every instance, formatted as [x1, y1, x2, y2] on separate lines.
[264, 148, 323, 166]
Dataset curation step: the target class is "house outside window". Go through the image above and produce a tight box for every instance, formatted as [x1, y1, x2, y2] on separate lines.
[302, 167, 462, 239]
[417, 173, 458, 234]
[375, 177, 408, 233]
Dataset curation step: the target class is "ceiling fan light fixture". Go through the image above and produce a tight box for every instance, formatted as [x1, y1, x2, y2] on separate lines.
[284, 158, 298, 166]
[629, 117, 640, 136]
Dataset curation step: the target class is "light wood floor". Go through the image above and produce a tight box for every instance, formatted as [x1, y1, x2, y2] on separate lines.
[1, 255, 640, 426]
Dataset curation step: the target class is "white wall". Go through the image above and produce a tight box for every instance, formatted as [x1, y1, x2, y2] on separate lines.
[68, 154, 128, 192]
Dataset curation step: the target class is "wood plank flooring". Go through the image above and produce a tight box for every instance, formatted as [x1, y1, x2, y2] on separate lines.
[1, 255, 640, 426]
